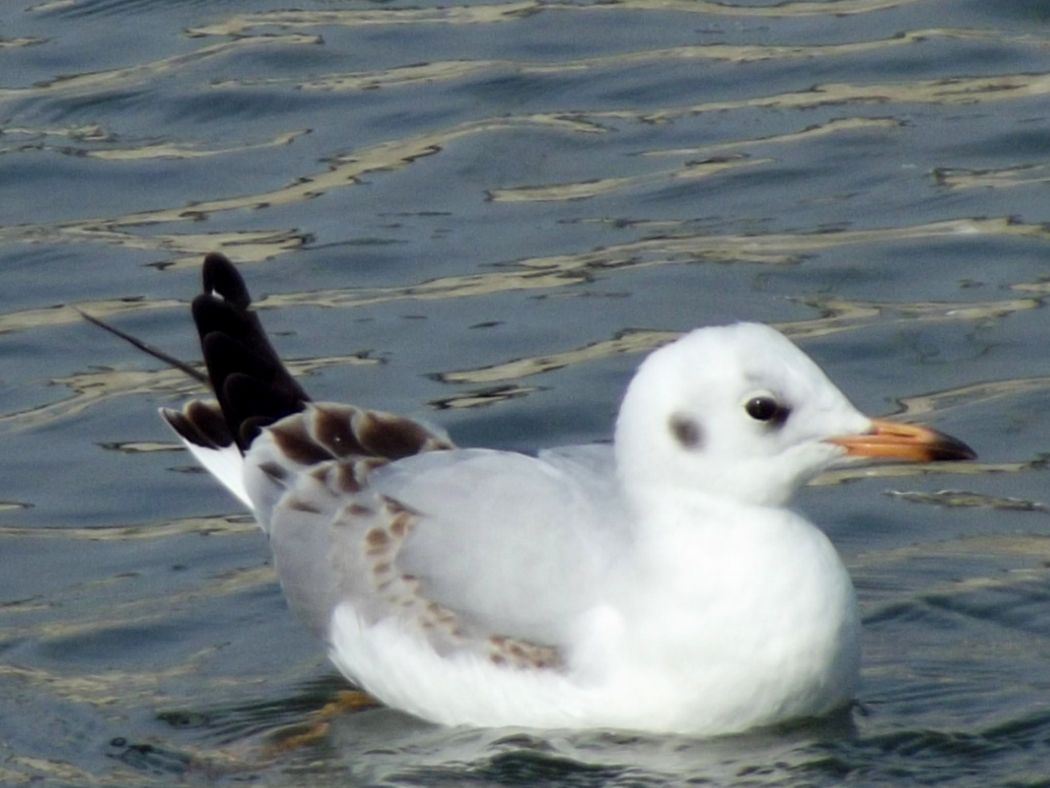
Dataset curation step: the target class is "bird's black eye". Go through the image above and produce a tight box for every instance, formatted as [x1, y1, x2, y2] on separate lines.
[745, 395, 789, 425]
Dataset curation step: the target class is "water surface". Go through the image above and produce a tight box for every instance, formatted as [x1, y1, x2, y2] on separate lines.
[2, 0, 1050, 784]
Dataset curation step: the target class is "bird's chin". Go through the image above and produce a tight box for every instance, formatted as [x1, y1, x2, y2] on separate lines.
[779, 442, 848, 487]
[823, 444, 862, 470]
[737, 463, 829, 508]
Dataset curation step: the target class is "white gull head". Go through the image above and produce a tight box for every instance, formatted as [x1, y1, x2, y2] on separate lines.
[615, 322, 872, 508]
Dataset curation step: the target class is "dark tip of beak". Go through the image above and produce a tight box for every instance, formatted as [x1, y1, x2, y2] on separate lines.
[927, 429, 977, 462]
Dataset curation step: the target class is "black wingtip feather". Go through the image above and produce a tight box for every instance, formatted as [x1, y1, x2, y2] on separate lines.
[202, 252, 251, 309]
[192, 253, 310, 452]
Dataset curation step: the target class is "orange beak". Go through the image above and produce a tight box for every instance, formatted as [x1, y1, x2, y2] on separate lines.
[827, 419, 976, 463]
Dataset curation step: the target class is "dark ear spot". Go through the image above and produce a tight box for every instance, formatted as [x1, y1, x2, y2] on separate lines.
[669, 414, 703, 450]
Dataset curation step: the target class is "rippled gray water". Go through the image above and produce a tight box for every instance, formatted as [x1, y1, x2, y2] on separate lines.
[3, 0, 1050, 784]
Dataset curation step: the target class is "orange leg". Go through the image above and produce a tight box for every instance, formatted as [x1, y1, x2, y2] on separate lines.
[266, 690, 379, 753]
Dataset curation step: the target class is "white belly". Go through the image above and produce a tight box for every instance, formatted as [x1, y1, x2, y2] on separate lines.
[326, 506, 860, 736]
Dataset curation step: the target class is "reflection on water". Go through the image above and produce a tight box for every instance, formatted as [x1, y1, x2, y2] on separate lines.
[2, 0, 1050, 783]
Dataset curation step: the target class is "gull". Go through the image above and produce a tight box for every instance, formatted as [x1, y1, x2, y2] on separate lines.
[157, 253, 974, 736]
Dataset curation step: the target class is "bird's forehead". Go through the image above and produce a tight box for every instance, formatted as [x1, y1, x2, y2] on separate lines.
[642, 324, 846, 410]
[674, 325, 809, 372]
[740, 355, 818, 392]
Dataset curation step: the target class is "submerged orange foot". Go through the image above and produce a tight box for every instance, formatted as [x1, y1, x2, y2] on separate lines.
[267, 690, 380, 754]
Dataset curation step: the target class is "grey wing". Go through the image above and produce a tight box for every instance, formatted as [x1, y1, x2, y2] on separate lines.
[246, 404, 625, 668]
[369, 447, 629, 647]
